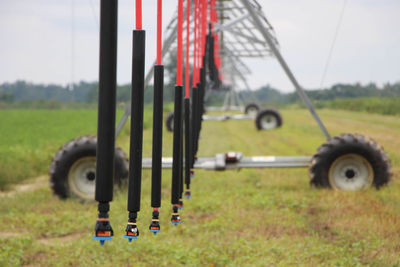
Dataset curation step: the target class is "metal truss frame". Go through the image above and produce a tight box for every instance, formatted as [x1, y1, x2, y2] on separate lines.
[116, 0, 331, 170]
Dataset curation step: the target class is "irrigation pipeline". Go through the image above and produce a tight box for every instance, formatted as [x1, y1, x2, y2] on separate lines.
[149, 0, 164, 235]
[93, 0, 118, 246]
[184, 0, 193, 199]
[171, 0, 184, 225]
[125, 0, 145, 243]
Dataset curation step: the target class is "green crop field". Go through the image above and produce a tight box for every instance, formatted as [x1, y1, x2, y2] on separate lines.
[0, 108, 399, 266]
[0, 109, 98, 190]
[0, 108, 157, 190]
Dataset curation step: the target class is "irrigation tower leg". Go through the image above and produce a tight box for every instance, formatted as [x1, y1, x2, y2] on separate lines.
[240, 0, 331, 139]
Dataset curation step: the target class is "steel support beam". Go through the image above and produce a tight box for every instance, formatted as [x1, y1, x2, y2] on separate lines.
[203, 114, 253, 121]
[214, 13, 250, 33]
[142, 155, 311, 169]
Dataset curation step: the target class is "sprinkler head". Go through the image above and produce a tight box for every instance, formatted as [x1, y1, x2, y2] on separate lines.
[149, 209, 161, 235]
[171, 206, 181, 225]
[149, 220, 161, 235]
[93, 218, 113, 246]
[123, 222, 139, 243]
[171, 214, 181, 225]
[184, 190, 192, 199]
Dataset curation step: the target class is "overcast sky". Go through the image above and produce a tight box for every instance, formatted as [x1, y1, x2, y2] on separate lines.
[0, 0, 399, 92]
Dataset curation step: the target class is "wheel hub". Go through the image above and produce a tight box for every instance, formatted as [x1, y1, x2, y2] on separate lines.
[86, 171, 96, 181]
[260, 114, 278, 130]
[68, 156, 97, 200]
[345, 169, 355, 179]
[247, 107, 258, 117]
[329, 154, 373, 190]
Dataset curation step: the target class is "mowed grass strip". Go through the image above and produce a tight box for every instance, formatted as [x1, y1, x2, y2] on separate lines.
[0, 108, 399, 266]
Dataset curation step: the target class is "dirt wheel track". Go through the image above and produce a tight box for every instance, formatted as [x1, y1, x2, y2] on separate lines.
[0, 176, 47, 198]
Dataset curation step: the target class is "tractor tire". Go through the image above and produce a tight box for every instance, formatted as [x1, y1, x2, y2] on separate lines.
[244, 103, 260, 117]
[309, 133, 392, 190]
[49, 136, 129, 200]
[255, 108, 283, 130]
[165, 112, 174, 132]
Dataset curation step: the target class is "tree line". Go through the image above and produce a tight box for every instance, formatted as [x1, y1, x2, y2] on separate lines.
[0, 79, 399, 107]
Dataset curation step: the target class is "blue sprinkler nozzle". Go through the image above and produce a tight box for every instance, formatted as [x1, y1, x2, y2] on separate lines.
[123, 235, 138, 243]
[92, 236, 112, 246]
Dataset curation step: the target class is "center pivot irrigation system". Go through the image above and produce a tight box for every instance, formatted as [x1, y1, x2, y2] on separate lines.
[49, 0, 392, 245]
[114, 0, 284, 133]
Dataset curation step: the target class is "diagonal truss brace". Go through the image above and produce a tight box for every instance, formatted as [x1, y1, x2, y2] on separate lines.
[240, 0, 331, 139]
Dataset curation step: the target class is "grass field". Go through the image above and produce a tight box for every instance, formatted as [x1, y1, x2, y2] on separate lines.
[0, 108, 157, 190]
[0, 109, 98, 190]
[0, 108, 399, 266]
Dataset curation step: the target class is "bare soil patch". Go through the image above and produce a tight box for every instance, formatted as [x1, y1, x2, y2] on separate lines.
[0, 176, 47, 198]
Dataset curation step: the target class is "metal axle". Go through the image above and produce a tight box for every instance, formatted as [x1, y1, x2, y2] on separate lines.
[142, 153, 311, 170]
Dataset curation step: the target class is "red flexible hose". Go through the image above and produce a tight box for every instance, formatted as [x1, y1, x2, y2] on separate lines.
[192, 0, 198, 87]
[211, 0, 221, 76]
[199, 0, 203, 68]
[176, 0, 183, 86]
[201, 0, 207, 65]
[198, 1, 202, 76]
[196, 0, 201, 83]
[156, 0, 162, 65]
[136, 0, 142, 30]
[214, 33, 220, 68]
[185, 0, 191, 98]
